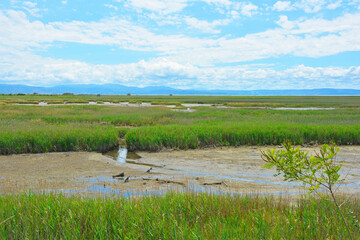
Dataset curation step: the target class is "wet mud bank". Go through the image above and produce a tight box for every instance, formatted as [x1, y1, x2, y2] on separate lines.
[1, 146, 360, 197]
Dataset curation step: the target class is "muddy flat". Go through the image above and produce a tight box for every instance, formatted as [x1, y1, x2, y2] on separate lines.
[1, 146, 360, 197]
[0, 152, 154, 195]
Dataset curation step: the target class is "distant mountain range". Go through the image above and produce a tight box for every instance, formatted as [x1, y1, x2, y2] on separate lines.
[1, 84, 360, 95]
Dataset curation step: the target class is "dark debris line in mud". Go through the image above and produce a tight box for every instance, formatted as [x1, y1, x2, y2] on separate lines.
[65, 176, 300, 198]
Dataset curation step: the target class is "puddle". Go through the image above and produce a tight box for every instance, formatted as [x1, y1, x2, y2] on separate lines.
[182, 104, 213, 107]
[170, 108, 196, 112]
[104, 146, 141, 163]
[339, 181, 360, 187]
[235, 107, 335, 111]
[141, 102, 152, 106]
[272, 107, 335, 111]
[123, 158, 301, 186]
[73, 176, 299, 197]
[165, 169, 302, 186]
[75, 176, 207, 196]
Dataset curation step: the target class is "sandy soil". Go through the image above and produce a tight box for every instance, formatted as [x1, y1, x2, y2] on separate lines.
[1, 146, 359, 197]
[0, 152, 154, 195]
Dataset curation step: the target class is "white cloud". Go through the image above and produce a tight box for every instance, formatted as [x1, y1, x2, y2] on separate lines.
[235, 3, 258, 17]
[1, 50, 359, 89]
[1, 0, 359, 90]
[327, 0, 342, 9]
[9, 0, 45, 17]
[294, 0, 326, 13]
[184, 17, 230, 34]
[23, 1, 37, 8]
[146, 13, 182, 25]
[22, 1, 44, 17]
[289, 13, 360, 35]
[61, 0, 68, 4]
[201, 0, 232, 7]
[1, 10, 360, 66]
[230, 10, 240, 18]
[123, 0, 233, 14]
[273, 1, 294, 11]
[350, 0, 360, 9]
[104, 4, 118, 11]
[0, 10, 220, 58]
[166, 12, 360, 65]
[276, 15, 295, 29]
[125, 0, 188, 14]
[272, 0, 343, 12]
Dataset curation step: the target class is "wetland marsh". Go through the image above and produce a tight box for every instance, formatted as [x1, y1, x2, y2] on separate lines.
[1, 95, 360, 239]
[1, 95, 360, 195]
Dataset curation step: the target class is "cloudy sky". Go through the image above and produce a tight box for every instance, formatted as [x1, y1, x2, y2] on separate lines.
[0, 0, 359, 90]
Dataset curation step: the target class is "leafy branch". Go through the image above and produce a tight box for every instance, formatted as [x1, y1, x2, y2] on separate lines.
[261, 141, 352, 240]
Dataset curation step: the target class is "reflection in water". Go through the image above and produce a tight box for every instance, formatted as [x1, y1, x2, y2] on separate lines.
[117, 147, 127, 163]
[104, 146, 141, 163]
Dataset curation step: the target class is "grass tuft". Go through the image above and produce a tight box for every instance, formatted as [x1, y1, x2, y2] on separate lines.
[0, 193, 359, 239]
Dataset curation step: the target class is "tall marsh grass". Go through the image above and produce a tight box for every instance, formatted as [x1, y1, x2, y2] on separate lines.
[0, 120, 119, 154]
[0, 193, 359, 239]
[126, 123, 360, 151]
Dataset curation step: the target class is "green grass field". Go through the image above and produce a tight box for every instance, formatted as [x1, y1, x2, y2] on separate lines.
[1, 95, 360, 153]
[0, 193, 359, 239]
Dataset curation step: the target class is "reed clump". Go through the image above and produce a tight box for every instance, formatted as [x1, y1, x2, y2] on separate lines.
[0, 120, 120, 154]
[65, 99, 89, 104]
[46, 100, 65, 104]
[225, 102, 288, 107]
[151, 101, 182, 106]
[0, 193, 359, 239]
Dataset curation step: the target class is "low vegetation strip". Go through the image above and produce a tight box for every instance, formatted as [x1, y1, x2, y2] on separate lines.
[126, 123, 360, 151]
[0, 193, 358, 239]
[2, 94, 360, 108]
[0, 120, 119, 154]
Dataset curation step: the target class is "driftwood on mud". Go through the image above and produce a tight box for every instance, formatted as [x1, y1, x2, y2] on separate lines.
[203, 181, 228, 186]
[112, 172, 125, 178]
[155, 178, 185, 186]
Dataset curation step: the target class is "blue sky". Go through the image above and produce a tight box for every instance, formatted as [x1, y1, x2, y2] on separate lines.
[0, 0, 359, 90]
